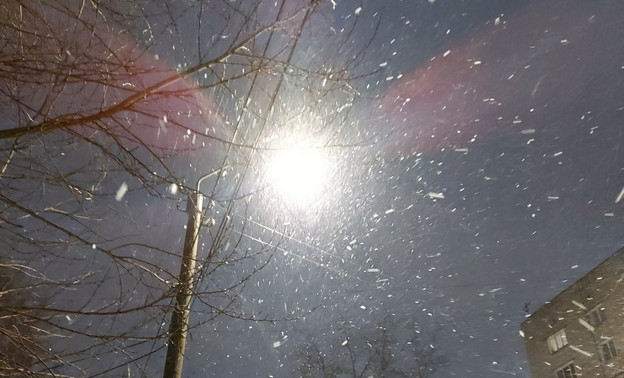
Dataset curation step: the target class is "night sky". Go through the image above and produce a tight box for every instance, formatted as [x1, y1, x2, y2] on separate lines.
[179, 1, 624, 376]
[215, 1, 622, 376]
[2, 0, 623, 377]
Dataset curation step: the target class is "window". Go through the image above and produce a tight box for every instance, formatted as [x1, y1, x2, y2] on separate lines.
[600, 339, 617, 362]
[588, 306, 606, 326]
[548, 329, 568, 353]
[555, 362, 577, 378]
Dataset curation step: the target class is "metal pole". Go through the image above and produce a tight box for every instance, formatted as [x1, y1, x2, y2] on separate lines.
[163, 169, 222, 378]
[163, 190, 203, 378]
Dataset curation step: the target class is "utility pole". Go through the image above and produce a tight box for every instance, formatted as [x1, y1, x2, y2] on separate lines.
[162, 2, 315, 375]
[163, 171, 220, 378]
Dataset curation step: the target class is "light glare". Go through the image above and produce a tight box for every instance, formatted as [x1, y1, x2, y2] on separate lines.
[267, 145, 329, 206]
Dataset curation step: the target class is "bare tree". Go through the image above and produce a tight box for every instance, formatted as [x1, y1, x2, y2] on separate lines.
[0, 0, 379, 376]
[295, 318, 447, 378]
[0, 260, 49, 376]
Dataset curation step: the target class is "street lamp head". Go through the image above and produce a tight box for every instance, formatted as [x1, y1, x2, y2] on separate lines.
[266, 142, 330, 207]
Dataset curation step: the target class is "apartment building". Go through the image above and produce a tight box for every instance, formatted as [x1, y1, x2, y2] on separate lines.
[521, 247, 624, 377]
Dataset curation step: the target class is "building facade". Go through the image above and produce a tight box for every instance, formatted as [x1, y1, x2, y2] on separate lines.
[521, 247, 624, 377]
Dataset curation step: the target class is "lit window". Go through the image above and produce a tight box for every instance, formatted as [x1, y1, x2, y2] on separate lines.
[600, 339, 617, 362]
[588, 306, 606, 326]
[548, 329, 568, 353]
[555, 362, 577, 378]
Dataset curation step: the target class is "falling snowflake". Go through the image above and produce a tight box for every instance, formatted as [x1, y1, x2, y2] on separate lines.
[115, 182, 128, 201]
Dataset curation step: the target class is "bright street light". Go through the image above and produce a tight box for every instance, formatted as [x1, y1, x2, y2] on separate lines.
[266, 143, 330, 207]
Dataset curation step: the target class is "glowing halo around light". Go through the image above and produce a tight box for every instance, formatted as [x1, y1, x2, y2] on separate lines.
[266, 143, 330, 207]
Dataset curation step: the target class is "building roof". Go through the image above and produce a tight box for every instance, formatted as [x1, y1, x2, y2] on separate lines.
[522, 246, 624, 324]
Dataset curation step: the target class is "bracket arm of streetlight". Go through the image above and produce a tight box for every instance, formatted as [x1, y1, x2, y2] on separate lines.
[195, 166, 228, 193]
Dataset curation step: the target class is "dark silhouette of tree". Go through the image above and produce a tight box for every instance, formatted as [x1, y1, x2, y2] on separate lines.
[296, 318, 447, 378]
[0, 0, 379, 375]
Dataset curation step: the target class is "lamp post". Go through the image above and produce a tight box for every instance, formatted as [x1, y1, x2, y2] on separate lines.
[163, 169, 221, 378]
[162, 3, 313, 375]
